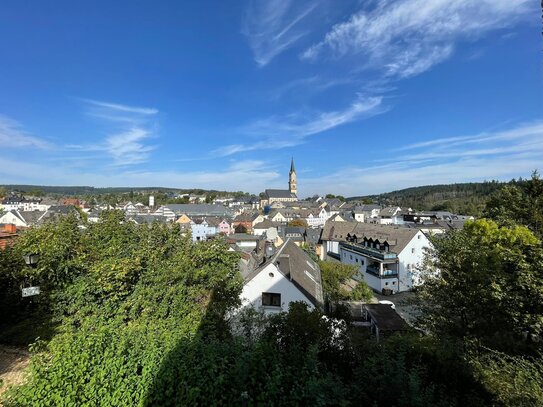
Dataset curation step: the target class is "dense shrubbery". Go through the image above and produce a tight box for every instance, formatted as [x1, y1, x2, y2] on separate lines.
[1, 211, 242, 406]
[2, 196, 543, 405]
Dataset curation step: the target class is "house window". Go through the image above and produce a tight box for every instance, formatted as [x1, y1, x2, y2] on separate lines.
[262, 292, 281, 307]
[355, 258, 358, 263]
[412, 248, 415, 253]
[361, 259, 364, 265]
[350, 255, 353, 260]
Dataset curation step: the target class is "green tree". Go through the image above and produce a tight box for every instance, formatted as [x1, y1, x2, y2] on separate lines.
[485, 170, 543, 238]
[287, 218, 308, 227]
[416, 219, 543, 355]
[319, 261, 373, 305]
[3, 216, 243, 406]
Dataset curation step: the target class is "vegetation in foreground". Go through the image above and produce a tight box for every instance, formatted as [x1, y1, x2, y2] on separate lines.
[0, 173, 542, 405]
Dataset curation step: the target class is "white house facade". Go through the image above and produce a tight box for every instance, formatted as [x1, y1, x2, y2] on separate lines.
[238, 240, 323, 315]
[338, 228, 431, 294]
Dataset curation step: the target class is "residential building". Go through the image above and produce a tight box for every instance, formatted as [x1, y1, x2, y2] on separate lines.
[283, 227, 306, 246]
[338, 223, 431, 294]
[378, 206, 402, 224]
[0, 210, 47, 228]
[190, 218, 218, 242]
[353, 204, 381, 222]
[1, 195, 50, 212]
[227, 233, 263, 251]
[164, 204, 234, 218]
[304, 207, 329, 228]
[238, 239, 323, 315]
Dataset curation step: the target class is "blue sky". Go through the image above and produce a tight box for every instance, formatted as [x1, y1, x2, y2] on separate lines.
[0, 0, 541, 197]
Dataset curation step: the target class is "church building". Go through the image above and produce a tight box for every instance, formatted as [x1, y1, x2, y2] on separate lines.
[260, 159, 298, 208]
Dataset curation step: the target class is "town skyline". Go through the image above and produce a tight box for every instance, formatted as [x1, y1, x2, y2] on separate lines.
[0, 1, 540, 196]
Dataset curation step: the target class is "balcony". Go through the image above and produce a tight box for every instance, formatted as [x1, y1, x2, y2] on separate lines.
[340, 241, 398, 260]
[366, 266, 398, 279]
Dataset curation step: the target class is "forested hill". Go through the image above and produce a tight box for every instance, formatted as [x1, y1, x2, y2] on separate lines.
[349, 181, 510, 216]
[0, 184, 247, 197]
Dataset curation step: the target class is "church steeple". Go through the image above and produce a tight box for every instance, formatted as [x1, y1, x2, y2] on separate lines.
[289, 158, 297, 196]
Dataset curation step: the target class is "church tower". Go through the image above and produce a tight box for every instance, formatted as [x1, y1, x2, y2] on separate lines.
[289, 158, 297, 196]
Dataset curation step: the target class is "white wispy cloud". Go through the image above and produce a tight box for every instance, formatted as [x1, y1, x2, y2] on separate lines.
[69, 99, 158, 166]
[398, 121, 543, 151]
[243, 0, 323, 66]
[300, 121, 543, 196]
[0, 115, 51, 149]
[302, 0, 531, 79]
[214, 95, 386, 156]
[81, 99, 158, 115]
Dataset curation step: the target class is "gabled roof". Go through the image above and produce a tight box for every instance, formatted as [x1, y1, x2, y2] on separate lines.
[128, 215, 169, 225]
[253, 219, 282, 229]
[19, 210, 47, 225]
[265, 189, 296, 199]
[233, 212, 257, 222]
[380, 206, 400, 216]
[245, 239, 323, 308]
[354, 204, 381, 213]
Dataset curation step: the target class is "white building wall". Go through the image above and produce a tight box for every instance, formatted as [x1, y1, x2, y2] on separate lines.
[191, 224, 217, 241]
[0, 212, 26, 227]
[339, 247, 392, 292]
[337, 230, 432, 293]
[354, 213, 365, 222]
[239, 263, 314, 315]
[397, 231, 431, 290]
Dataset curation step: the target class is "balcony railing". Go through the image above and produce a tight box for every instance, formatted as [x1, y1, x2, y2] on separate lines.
[366, 266, 398, 279]
[340, 241, 398, 260]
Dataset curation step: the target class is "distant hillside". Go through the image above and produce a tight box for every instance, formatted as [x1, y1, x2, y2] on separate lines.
[0, 185, 247, 197]
[348, 181, 509, 216]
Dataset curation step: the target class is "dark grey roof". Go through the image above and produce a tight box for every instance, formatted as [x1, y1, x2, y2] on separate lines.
[234, 212, 258, 222]
[253, 220, 282, 229]
[165, 204, 234, 217]
[19, 211, 46, 225]
[227, 233, 262, 242]
[2, 195, 24, 204]
[128, 215, 170, 225]
[38, 206, 80, 224]
[265, 189, 296, 199]
[321, 221, 419, 254]
[380, 206, 400, 216]
[304, 228, 321, 246]
[46, 205, 73, 215]
[245, 240, 323, 308]
[354, 204, 381, 213]
[285, 227, 305, 235]
[364, 304, 410, 331]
